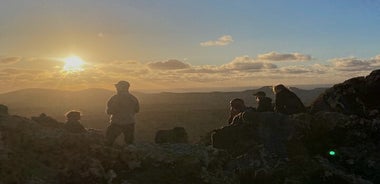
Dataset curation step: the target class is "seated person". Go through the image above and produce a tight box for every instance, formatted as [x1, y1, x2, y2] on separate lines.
[253, 91, 273, 112]
[63, 110, 86, 133]
[228, 98, 255, 125]
[273, 84, 306, 115]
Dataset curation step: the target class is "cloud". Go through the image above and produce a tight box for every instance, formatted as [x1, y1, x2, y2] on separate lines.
[200, 35, 233, 47]
[370, 55, 380, 67]
[279, 66, 312, 74]
[0, 68, 44, 75]
[330, 57, 375, 71]
[277, 64, 330, 74]
[257, 52, 311, 61]
[24, 57, 63, 69]
[2, 53, 379, 93]
[181, 65, 221, 74]
[147, 59, 191, 70]
[222, 56, 277, 71]
[0, 56, 22, 64]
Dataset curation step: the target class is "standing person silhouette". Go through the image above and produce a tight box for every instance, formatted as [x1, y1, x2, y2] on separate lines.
[105, 81, 140, 146]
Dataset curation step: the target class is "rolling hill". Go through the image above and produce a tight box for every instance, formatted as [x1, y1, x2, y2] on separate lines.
[0, 86, 328, 142]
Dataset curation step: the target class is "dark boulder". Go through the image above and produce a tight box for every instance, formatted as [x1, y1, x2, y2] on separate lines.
[155, 127, 189, 144]
[364, 69, 380, 110]
[31, 113, 64, 128]
[311, 69, 380, 116]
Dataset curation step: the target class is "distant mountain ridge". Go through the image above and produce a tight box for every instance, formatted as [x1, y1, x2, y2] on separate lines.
[0, 86, 327, 110]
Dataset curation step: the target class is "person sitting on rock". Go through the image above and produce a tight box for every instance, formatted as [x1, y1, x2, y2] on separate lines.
[253, 91, 273, 112]
[228, 98, 255, 125]
[273, 84, 306, 115]
[63, 110, 86, 133]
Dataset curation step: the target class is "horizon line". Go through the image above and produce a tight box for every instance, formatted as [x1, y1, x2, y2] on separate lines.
[0, 83, 333, 95]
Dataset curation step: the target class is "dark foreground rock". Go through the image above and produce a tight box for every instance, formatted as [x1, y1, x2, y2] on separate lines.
[1, 111, 379, 183]
[0, 114, 235, 184]
[211, 110, 380, 183]
[310, 69, 380, 116]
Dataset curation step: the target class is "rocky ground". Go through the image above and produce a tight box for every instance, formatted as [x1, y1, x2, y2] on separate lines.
[1, 69, 379, 184]
[0, 114, 236, 184]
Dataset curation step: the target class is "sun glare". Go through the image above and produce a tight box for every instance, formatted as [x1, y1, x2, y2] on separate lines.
[63, 56, 85, 72]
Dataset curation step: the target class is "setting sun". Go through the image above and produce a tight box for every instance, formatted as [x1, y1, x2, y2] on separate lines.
[63, 56, 85, 72]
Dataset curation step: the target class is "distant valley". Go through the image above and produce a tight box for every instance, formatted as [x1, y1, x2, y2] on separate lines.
[0, 86, 328, 142]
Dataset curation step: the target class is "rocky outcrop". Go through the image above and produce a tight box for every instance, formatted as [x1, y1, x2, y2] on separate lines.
[211, 110, 380, 183]
[31, 113, 64, 128]
[0, 113, 235, 184]
[1, 110, 380, 183]
[310, 69, 380, 116]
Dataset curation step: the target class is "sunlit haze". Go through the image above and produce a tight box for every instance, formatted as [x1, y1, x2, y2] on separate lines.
[63, 56, 85, 72]
[1, 0, 380, 93]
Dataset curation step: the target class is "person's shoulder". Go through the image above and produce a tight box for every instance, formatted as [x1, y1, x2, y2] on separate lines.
[129, 93, 139, 101]
[109, 93, 118, 98]
[264, 97, 272, 102]
[129, 93, 138, 98]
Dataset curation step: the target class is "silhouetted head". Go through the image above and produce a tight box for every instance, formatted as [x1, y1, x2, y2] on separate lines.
[273, 84, 287, 94]
[253, 91, 266, 97]
[230, 98, 246, 112]
[0, 104, 9, 116]
[253, 91, 266, 102]
[115, 80, 130, 92]
[65, 110, 81, 121]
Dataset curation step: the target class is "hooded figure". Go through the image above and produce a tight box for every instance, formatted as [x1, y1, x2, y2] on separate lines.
[273, 84, 306, 115]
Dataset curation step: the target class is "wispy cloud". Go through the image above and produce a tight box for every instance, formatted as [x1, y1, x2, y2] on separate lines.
[200, 35, 233, 47]
[147, 59, 191, 70]
[257, 52, 311, 61]
[278, 64, 329, 74]
[0, 56, 22, 64]
[330, 56, 379, 71]
[221, 56, 277, 71]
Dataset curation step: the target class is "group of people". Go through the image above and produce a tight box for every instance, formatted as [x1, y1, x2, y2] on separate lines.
[60, 80, 140, 146]
[228, 84, 306, 125]
[49, 82, 305, 146]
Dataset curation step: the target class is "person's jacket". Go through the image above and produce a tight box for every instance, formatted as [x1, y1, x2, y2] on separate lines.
[64, 120, 86, 133]
[274, 89, 306, 115]
[257, 97, 273, 112]
[107, 91, 140, 125]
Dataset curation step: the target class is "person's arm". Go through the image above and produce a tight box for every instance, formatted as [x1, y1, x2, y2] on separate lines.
[132, 95, 140, 113]
[228, 108, 239, 124]
[106, 96, 118, 115]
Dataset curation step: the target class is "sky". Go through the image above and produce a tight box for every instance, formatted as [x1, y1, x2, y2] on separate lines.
[1, 0, 380, 93]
